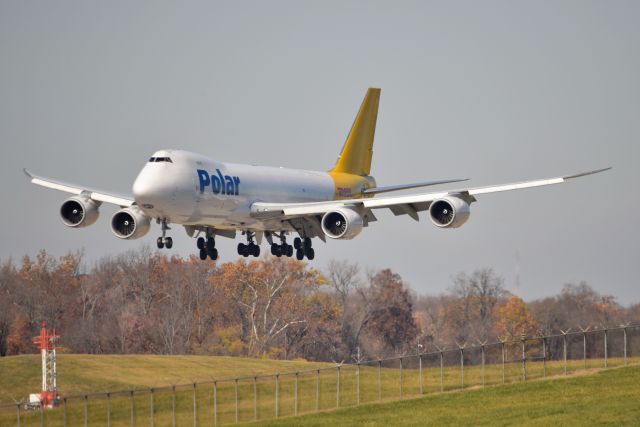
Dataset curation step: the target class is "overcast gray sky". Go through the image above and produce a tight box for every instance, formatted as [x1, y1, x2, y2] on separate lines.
[1, 1, 638, 303]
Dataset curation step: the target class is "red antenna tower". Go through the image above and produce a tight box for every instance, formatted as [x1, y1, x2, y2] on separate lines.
[32, 322, 60, 408]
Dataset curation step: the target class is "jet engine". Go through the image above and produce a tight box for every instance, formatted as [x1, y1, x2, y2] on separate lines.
[60, 196, 100, 228]
[321, 208, 364, 240]
[111, 207, 151, 240]
[429, 197, 471, 228]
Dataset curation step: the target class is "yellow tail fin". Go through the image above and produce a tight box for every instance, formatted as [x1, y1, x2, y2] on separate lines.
[331, 88, 380, 176]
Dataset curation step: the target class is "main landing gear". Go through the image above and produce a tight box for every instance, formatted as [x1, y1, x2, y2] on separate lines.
[197, 234, 218, 261]
[238, 232, 260, 258]
[270, 233, 294, 258]
[156, 219, 173, 249]
[294, 237, 314, 260]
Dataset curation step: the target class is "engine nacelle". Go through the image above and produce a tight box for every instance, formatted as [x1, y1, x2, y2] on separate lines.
[111, 207, 151, 240]
[429, 197, 471, 228]
[321, 208, 364, 240]
[60, 196, 100, 228]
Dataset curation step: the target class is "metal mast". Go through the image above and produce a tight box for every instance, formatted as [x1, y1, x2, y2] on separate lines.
[32, 322, 60, 408]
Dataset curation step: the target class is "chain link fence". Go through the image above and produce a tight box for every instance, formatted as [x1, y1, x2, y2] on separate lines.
[2, 324, 639, 426]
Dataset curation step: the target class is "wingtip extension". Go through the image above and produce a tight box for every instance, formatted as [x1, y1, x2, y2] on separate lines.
[23, 168, 33, 179]
[564, 167, 612, 180]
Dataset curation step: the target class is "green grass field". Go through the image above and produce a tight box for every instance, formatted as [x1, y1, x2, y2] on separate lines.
[0, 354, 638, 426]
[250, 365, 640, 426]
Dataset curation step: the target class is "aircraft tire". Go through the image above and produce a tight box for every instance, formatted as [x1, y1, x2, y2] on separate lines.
[157, 237, 164, 249]
[306, 248, 315, 260]
[164, 237, 173, 249]
[237, 243, 245, 255]
[199, 249, 207, 260]
[294, 238, 301, 250]
[210, 248, 218, 261]
[197, 237, 205, 250]
[296, 249, 304, 260]
[303, 238, 312, 250]
[287, 245, 293, 257]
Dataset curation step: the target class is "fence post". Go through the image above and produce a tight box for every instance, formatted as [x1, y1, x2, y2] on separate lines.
[253, 377, 258, 421]
[521, 336, 527, 381]
[16, 404, 21, 427]
[316, 369, 320, 411]
[192, 383, 197, 427]
[500, 340, 505, 384]
[275, 374, 279, 418]
[150, 389, 156, 427]
[378, 360, 382, 400]
[107, 392, 111, 427]
[130, 390, 135, 427]
[560, 329, 569, 375]
[542, 337, 547, 378]
[399, 357, 404, 398]
[172, 386, 176, 427]
[40, 401, 44, 427]
[604, 328, 608, 368]
[419, 355, 423, 395]
[439, 350, 444, 392]
[213, 381, 218, 427]
[235, 379, 239, 423]
[480, 342, 486, 387]
[84, 394, 88, 427]
[295, 372, 299, 415]
[623, 326, 628, 366]
[336, 366, 341, 408]
[459, 345, 464, 389]
[63, 397, 68, 427]
[357, 364, 361, 404]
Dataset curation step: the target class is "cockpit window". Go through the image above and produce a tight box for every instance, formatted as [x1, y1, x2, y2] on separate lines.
[149, 157, 173, 163]
[149, 157, 156, 162]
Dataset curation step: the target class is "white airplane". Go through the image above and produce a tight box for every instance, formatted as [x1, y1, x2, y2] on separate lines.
[25, 88, 610, 261]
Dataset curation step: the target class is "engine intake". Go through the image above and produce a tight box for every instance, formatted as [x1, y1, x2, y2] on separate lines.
[321, 208, 363, 240]
[111, 207, 151, 240]
[60, 196, 100, 228]
[429, 197, 470, 228]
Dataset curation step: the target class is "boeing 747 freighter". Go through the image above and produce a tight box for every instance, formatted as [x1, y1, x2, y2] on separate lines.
[25, 88, 610, 260]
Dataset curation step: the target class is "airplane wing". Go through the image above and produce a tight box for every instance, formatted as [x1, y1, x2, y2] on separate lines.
[24, 169, 135, 207]
[251, 168, 611, 221]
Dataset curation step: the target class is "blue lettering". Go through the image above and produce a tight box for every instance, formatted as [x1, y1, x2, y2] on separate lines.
[197, 169, 241, 196]
[211, 174, 221, 194]
[216, 169, 226, 195]
[233, 176, 240, 195]
[197, 169, 210, 193]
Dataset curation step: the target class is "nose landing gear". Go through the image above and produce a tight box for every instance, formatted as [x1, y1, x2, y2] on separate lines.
[156, 219, 172, 249]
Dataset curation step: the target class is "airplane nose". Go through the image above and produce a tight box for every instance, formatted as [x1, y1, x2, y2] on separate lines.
[132, 169, 158, 207]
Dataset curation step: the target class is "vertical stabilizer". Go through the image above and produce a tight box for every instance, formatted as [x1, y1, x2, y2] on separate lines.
[331, 88, 380, 176]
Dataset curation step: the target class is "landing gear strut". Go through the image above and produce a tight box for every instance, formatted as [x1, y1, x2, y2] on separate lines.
[197, 231, 218, 261]
[238, 231, 260, 258]
[156, 219, 173, 249]
[270, 233, 294, 258]
[293, 237, 314, 260]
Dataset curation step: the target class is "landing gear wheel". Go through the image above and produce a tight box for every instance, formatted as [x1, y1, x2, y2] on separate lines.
[306, 248, 315, 260]
[238, 243, 246, 256]
[296, 249, 304, 260]
[157, 237, 164, 249]
[197, 237, 205, 250]
[164, 237, 173, 249]
[252, 244, 260, 257]
[209, 248, 219, 261]
[287, 244, 293, 257]
[207, 238, 216, 251]
[199, 248, 208, 260]
[294, 237, 301, 250]
[272, 245, 282, 257]
[304, 238, 312, 250]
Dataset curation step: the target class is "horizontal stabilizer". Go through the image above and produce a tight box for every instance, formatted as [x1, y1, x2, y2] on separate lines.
[363, 178, 469, 195]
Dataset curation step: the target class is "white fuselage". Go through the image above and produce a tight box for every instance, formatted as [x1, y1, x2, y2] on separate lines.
[132, 149, 335, 231]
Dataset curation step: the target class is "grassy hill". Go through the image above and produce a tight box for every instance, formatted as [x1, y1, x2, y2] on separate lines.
[249, 365, 640, 426]
[1, 354, 638, 426]
[0, 354, 328, 404]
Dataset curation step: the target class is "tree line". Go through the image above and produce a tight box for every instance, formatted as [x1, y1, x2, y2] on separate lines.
[1, 249, 638, 361]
